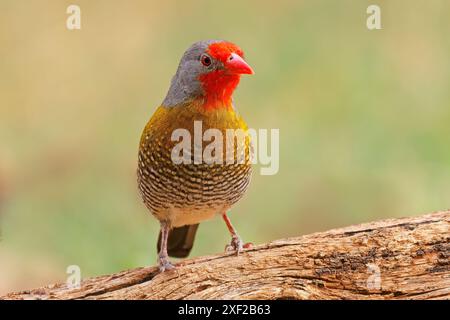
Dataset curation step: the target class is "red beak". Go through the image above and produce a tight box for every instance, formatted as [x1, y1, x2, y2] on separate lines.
[226, 53, 254, 75]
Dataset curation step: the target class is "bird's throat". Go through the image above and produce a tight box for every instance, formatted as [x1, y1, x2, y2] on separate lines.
[199, 71, 241, 110]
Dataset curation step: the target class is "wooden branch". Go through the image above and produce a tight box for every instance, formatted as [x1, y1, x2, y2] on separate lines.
[2, 211, 449, 300]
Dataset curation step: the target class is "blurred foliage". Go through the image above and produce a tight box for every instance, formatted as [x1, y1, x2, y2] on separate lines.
[1, 0, 449, 293]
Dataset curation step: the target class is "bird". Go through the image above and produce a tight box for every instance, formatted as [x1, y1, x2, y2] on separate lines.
[137, 40, 254, 271]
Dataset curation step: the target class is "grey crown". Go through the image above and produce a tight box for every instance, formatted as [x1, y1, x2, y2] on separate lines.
[162, 40, 225, 107]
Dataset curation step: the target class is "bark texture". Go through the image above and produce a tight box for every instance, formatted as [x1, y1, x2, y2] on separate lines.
[2, 211, 449, 300]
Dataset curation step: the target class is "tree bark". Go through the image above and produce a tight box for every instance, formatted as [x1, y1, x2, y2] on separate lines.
[2, 211, 449, 300]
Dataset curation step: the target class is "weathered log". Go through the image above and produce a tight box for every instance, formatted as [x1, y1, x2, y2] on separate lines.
[2, 211, 449, 300]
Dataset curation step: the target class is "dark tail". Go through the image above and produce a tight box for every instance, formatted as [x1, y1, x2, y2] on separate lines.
[157, 224, 199, 258]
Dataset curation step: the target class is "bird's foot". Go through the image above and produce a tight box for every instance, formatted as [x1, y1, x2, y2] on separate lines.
[158, 254, 175, 272]
[225, 235, 252, 256]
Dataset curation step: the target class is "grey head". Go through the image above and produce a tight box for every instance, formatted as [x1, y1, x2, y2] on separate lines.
[162, 40, 224, 107]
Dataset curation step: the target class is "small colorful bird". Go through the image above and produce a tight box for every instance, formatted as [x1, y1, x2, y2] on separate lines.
[137, 40, 254, 271]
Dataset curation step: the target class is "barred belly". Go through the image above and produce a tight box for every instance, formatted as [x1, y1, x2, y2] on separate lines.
[138, 149, 252, 227]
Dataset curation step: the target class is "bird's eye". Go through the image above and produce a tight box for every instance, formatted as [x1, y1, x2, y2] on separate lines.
[200, 54, 212, 67]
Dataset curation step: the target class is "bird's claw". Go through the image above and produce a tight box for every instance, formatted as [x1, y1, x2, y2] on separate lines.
[158, 255, 175, 272]
[225, 235, 245, 255]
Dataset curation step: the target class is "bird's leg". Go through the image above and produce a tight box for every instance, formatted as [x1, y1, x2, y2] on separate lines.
[222, 213, 253, 255]
[158, 222, 174, 272]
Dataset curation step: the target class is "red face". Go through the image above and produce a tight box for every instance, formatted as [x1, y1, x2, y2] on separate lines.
[207, 42, 254, 75]
[198, 41, 254, 109]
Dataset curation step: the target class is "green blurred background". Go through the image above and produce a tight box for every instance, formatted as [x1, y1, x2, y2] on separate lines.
[1, 0, 449, 294]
